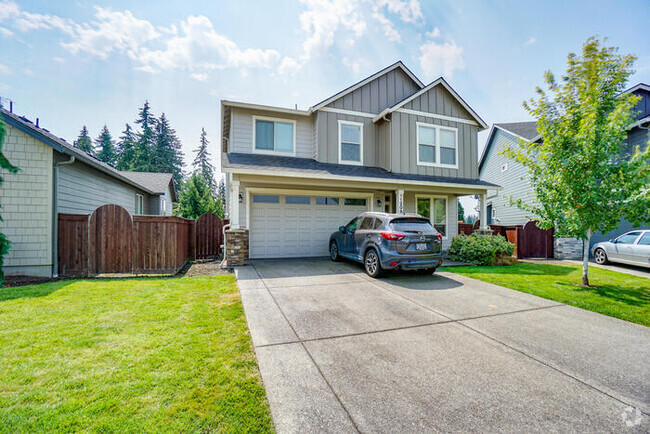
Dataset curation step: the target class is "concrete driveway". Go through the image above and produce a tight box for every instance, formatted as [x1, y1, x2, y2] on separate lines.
[236, 258, 649, 433]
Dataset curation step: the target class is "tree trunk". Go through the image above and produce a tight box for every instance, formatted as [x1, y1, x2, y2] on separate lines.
[582, 228, 592, 286]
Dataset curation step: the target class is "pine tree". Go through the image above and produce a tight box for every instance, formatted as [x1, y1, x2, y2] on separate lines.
[74, 125, 93, 154]
[192, 128, 215, 192]
[175, 173, 222, 219]
[154, 113, 184, 184]
[132, 101, 156, 172]
[116, 123, 137, 171]
[95, 125, 117, 167]
[217, 178, 226, 211]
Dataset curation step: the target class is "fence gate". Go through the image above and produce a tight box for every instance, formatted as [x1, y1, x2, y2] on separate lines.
[519, 221, 554, 258]
[89, 204, 133, 274]
[195, 213, 223, 259]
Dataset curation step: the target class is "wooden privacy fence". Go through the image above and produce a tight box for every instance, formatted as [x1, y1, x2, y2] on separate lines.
[456, 220, 553, 259]
[58, 204, 223, 276]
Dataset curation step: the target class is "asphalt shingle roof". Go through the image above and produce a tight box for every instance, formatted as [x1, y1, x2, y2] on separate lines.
[223, 152, 499, 188]
[119, 172, 173, 195]
[494, 121, 539, 141]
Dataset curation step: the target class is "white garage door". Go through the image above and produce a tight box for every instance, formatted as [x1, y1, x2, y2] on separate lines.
[249, 193, 369, 258]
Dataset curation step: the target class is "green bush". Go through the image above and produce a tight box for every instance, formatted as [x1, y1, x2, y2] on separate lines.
[448, 233, 515, 266]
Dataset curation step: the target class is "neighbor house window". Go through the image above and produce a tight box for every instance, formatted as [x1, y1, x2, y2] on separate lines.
[254, 117, 295, 154]
[416, 123, 458, 168]
[135, 194, 144, 215]
[160, 198, 166, 214]
[416, 196, 447, 238]
[338, 121, 363, 165]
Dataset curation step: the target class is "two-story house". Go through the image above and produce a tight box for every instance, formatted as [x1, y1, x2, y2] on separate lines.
[220, 61, 498, 259]
[479, 83, 650, 258]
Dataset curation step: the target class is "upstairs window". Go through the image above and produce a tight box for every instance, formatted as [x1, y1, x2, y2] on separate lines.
[254, 117, 295, 154]
[338, 121, 363, 165]
[417, 123, 458, 168]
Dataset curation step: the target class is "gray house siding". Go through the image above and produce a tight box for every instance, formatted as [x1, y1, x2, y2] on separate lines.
[229, 107, 314, 159]
[402, 85, 474, 121]
[625, 127, 649, 155]
[57, 157, 152, 215]
[479, 128, 536, 225]
[315, 111, 380, 166]
[325, 67, 420, 113]
[632, 89, 650, 119]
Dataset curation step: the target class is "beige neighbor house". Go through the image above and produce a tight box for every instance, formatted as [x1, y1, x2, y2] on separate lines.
[0, 108, 176, 277]
[221, 61, 499, 259]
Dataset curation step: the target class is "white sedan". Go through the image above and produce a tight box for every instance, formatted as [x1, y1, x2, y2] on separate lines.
[592, 230, 650, 268]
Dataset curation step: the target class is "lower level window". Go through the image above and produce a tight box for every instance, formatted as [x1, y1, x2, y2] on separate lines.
[416, 196, 447, 237]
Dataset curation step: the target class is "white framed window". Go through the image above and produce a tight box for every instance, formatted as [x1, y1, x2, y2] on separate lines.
[338, 120, 363, 165]
[500, 162, 509, 172]
[416, 122, 458, 169]
[252, 116, 296, 155]
[135, 194, 144, 215]
[160, 197, 167, 214]
[415, 195, 448, 239]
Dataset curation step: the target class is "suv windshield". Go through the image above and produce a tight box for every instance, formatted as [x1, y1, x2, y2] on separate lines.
[390, 218, 436, 234]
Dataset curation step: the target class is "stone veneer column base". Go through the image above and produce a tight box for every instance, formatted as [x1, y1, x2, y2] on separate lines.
[225, 229, 249, 267]
[554, 237, 583, 260]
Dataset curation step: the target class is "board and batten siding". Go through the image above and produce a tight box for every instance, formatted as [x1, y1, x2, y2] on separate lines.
[479, 128, 536, 226]
[229, 107, 314, 158]
[0, 124, 53, 276]
[325, 67, 421, 113]
[315, 111, 381, 166]
[57, 159, 151, 215]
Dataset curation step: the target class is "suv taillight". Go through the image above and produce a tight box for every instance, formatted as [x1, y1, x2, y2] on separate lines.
[381, 232, 405, 241]
[435, 233, 442, 241]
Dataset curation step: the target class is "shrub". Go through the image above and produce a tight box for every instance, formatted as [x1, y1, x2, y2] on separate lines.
[448, 233, 515, 266]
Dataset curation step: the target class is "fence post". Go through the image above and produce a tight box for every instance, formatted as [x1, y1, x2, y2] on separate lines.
[189, 219, 197, 260]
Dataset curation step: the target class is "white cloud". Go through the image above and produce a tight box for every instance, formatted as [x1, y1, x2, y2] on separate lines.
[342, 57, 362, 74]
[0, 26, 13, 37]
[419, 38, 465, 78]
[371, 10, 401, 42]
[52, 56, 65, 63]
[525, 37, 537, 46]
[371, 0, 423, 23]
[0, 1, 20, 21]
[190, 72, 209, 82]
[0, 63, 12, 75]
[426, 27, 441, 38]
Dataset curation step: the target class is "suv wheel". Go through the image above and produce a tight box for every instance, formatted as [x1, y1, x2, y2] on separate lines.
[330, 241, 341, 262]
[594, 248, 608, 265]
[364, 249, 382, 278]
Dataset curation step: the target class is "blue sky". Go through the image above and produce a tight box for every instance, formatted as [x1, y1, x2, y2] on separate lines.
[1, 0, 649, 187]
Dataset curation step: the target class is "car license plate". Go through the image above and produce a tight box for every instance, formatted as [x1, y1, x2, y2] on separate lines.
[416, 243, 428, 251]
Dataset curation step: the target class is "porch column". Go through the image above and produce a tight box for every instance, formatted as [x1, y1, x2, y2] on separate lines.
[396, 188, 405, 214]
[479, 192, 487, 229]
[230, 179, 240, 229]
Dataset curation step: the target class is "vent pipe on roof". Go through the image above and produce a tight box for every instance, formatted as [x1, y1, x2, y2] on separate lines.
[36, 118, 39, 128]
[9, 101, 12, 113]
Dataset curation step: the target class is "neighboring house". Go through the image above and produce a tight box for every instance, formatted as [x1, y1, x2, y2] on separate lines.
[479, 83, 650, 257]
[0, 108, 177, 277]
[220, 61, 498, 259]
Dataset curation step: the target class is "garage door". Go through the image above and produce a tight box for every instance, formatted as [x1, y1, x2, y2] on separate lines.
[249, 193, 369, 258]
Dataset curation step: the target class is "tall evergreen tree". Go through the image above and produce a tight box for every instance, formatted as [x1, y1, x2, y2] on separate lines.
[116, 123, 137, 171]
[192, 128, 215, 192]
[175, 173, 222, 219]
[132, 101, 156, 172]
[74, 125, 93, 154]
[217, 178, 226, 210]
[154, 113, 184, 184]
[95, 125, 117, 167]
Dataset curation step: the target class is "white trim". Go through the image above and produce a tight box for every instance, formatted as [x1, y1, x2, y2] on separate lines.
[252, 115, 297, 157]
[623, 83, 650, 94]
[222, 167, 501, 191]
[318, 107, 376, 118]
[310, 61, 424, 111]
[397, 108, 478, 126]
[414, 194, 450, 240]
[416, 122, 459, 169]
[372, 77, 488, 129]
[222, 99, 310, 116]
[628, 115, 650, 130]
[338, 120, 364, 166]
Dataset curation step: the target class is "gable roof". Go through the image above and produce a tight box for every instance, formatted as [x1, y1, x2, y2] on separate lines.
[119, 171, 176, 200]
[1, 108, 173, 197]
[309, 61, 424, 112]
[371, 77, 488, 129]
[478, 122, 538, 172]
[623, 83, 650, 94]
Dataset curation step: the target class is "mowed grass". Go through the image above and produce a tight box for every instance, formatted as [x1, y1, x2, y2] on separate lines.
[441, 263, 650, 326]
[0, 276, 273, 433]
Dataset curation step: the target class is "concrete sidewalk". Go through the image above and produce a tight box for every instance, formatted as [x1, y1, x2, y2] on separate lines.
[237, 259, 649, 433]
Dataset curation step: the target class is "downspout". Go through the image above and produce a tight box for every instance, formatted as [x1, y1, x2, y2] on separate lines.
[219, 223, 232, 269]
[52, 155, 75, 277]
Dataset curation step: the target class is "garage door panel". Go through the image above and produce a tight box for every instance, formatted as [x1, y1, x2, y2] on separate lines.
[249, 194, 369, 259]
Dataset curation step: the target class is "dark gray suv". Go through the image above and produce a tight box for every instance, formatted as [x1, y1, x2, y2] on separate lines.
[329, 212, 443, 277]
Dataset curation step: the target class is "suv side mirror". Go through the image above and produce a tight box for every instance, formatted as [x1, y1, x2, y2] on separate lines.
[339, 226, 346, 233]
[609, 239, 616, 243]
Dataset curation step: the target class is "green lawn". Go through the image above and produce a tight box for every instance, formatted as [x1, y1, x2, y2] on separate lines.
[441, 263, 650, 326]
[0, 276, 273, 433]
